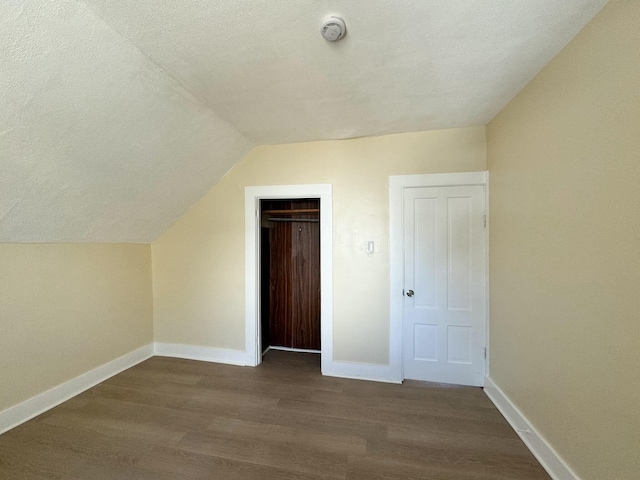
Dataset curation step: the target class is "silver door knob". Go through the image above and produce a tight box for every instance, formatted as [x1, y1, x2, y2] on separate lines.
[406, 290, 414, 297]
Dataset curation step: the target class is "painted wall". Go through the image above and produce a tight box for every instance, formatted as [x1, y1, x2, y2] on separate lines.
[486, 1, 640, 478]
[0, 244, 153, 412]
[153, 127, 486, 364]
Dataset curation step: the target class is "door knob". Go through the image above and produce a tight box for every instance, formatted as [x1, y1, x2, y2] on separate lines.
[406, 290, 414, 297]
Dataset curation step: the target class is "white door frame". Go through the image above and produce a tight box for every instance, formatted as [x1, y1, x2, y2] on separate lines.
[389, 172, 489, 381]
[244, 184, 333, 372]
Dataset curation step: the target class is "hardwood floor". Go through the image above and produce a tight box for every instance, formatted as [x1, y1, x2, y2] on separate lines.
[0, 351, 551, 479]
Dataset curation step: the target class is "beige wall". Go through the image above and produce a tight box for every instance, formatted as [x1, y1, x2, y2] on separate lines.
[0, 243, 153, 412]
[153, 127, 486, 364]
[486, 1, 640, 478]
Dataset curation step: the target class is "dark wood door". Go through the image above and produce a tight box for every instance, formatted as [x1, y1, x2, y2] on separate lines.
[262, 199, 320, 351]
[291, 217, 320, 349]
[269, 220, 293, 348]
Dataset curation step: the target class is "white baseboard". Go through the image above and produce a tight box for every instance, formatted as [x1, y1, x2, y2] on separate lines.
[0, 344, 153, 435]
[0, 344, 408, 437]
[484, 376, 580, 480]
[323, 360, 402, 384]
[154, 342, 246, 366]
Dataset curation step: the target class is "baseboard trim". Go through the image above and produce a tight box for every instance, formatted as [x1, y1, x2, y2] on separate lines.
[0, 346, 413, 436]
[323, 360, 402, 384]
[154, 342, 246, 366]
[0, 344, 153, 435]
[484, 376, 579, 480]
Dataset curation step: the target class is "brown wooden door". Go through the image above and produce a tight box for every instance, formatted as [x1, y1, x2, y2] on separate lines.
[262, 199, 320, 351]
[291, 217, 320, 349]
[269, 220, 292, 348]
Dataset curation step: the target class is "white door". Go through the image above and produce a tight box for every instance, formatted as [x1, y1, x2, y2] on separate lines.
[402, 185, 486, 386]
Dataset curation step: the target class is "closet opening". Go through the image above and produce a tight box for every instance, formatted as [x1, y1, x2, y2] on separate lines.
[259, 198, 321, 365]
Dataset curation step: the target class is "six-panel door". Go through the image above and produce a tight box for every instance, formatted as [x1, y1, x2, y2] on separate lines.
[402, 185, 486, 386]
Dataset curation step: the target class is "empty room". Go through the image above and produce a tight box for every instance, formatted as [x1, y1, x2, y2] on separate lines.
[1, 1, 638, 479]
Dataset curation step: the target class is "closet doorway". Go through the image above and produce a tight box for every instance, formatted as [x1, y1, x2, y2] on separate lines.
[244, 183, 332, 372]
[260, 199, 321, 357]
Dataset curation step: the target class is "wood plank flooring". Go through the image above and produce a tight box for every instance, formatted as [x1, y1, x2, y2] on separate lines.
[0, 350, 551, 479]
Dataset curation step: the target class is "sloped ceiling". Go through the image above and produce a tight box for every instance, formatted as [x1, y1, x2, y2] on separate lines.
[1, 1, 608, 242]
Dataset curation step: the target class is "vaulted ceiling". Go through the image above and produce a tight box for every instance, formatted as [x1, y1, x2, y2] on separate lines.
[1, 1, 608, 242]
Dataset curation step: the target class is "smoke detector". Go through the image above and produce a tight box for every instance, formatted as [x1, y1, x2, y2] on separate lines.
[321, 16, 346, 42]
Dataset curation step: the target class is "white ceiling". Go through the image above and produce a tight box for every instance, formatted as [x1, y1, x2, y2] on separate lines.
[1, 0, 608, 242]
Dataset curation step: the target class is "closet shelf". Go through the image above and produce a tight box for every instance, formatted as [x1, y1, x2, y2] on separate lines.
[262, 209, 319, 215]
[268, 218, 319, 223]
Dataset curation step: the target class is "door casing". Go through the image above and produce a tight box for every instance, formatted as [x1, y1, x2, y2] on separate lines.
[389, 172, 489, 382]
[245, 184, 333, 372]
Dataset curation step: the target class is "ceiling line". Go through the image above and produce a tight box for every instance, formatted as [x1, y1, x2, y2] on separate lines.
[76, 0, 255, 147]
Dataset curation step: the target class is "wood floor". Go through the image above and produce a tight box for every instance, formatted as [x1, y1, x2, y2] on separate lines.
[0, 350, 551, 479]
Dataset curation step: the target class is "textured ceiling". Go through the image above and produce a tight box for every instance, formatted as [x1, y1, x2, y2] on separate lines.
[1, 1, 608, 242]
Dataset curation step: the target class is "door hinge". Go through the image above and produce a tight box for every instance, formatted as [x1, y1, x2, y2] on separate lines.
[483, 215, 487, 228]
[483, 347, 487, 359]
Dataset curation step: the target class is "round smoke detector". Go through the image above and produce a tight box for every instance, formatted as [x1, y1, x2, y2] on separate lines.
[321, 16, 346, 42]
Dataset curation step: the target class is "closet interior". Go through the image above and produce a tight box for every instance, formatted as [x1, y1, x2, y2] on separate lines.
[260, 198, 321, 355]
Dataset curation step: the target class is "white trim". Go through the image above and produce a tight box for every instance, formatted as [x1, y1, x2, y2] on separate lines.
[154, 342, 245, 366]
[244, 184, 334, 373]
[389, 171, 489, 383]
[0, 344, 153, 435]
[390, 171, 488, 188]
[483, 174, 491, 376]
[388, 177, 407, 382]
[323, 361, 402, 384]
[484, 377, 580, 480]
